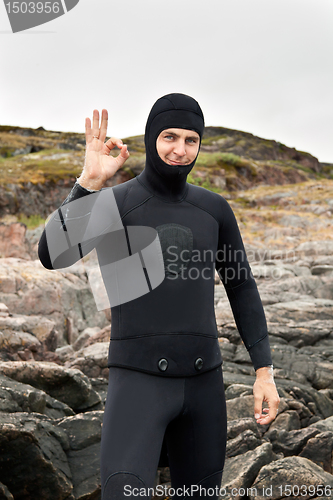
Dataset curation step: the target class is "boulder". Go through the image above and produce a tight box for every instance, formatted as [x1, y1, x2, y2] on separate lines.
[0, 258, 109, 344]
[265, 427, 319, 456]
[221, 442, 276, 500]
[299, 431, 333, 473]
[250, 456, 333, 500]
[0, 483, 13, 500]
[0, 412, 74, 500]
[65, 342, 110, 379]
[0, 361, 101, 411]
[0, 223, 30, 259]
[0, 372, 75, 418]
[54, 411, 104, 499]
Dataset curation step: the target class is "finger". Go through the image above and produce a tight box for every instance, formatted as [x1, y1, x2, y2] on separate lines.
[85, 117, 92, 143]
[254, 394, 263, 420]
[99, 109, 108, 143]
[92, 109, 100, 139]
[105, 137, 123, 152]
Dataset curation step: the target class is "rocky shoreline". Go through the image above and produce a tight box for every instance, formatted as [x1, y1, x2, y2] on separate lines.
[0, 153, 333, 500]
[0, 227, 333, 498]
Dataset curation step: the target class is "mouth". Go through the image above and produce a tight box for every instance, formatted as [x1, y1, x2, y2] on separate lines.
[167, 159, 188, 166]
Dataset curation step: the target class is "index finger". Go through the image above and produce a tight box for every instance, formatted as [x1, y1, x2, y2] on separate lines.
[85, 117, 92, 143]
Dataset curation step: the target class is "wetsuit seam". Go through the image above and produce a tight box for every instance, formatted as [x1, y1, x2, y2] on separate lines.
[121, 193, 154, 220]
[248, 333, 268, 350]
[185, 199, 220, 225]
[102, 470, 147, 497]
[110, 332, 218, 340]
[225, 281, 268, 350]
[107, 361, 222, 377]
[196, 469, 224, 485]
[223, 276, 251, 291]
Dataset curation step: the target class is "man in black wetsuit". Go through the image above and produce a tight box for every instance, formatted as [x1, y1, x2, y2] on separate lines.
[38, 93, 280, 499]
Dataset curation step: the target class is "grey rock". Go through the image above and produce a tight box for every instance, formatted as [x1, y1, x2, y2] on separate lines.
[226, 429, 263, 458]
[67, 442, 101, 500]
[0, 313, 57, 349]
[91, 377, 109, 405]
[267, 410, 300, 432]
[44, 394, 75, 419]
[265, 427, 319, 455]
[226, 395, 256, 421]
[0, 483, 13, 500]
[0, 412, 74, 500]
[221, 442, 275, 500]
[0, 373, 46, 413]
[268, 344, 333, 390]
[0, 258, 108, 345]
[265, 297, 333, 322]
[0, 372, 75, 418]
[311, 265, 333, 275]
[219, 341, 237, 362]
[225, 384, 253, 400]
[310, 415, 333, 432]
[57, 411, 104, 450]
[65, 342, 109, 380]
[267, 321, 331, 348]
[296, 240, 333, 256]
[72, 326, 101, 351]
[0, 361, 101, 411]
[300, 431, 333, 473]
[250, 456, 333, 500]
[227, 418, 261, 440]
[56, 344, 75, 362]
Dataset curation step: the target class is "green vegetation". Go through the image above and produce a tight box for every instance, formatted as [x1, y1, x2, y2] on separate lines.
[187, 173, 222, 193]
[17, 214, 45, 229]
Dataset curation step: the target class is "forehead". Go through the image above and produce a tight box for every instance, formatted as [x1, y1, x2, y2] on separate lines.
[159, 128, 200, 139]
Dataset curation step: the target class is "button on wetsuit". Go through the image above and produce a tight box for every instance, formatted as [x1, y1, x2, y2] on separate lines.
[38, 93, 272, 499]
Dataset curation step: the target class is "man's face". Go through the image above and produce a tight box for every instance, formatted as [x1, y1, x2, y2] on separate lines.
[156, 128, 200, 166]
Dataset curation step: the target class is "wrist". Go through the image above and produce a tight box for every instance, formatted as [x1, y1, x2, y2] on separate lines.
[77, 174, 104, 191]
[255, 365, 274, 379]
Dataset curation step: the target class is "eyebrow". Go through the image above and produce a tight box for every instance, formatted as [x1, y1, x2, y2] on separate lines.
[163, 131, 199, 140]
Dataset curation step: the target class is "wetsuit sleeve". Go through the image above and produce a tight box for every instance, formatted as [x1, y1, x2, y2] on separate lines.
[215, 197, 273, 371]
[38, 182, 107, 270]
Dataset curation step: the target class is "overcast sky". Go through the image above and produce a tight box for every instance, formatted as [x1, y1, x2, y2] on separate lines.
[1, 0, 332, 163]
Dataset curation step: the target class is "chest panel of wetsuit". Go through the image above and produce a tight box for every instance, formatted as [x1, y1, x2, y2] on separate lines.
[156, 223, 193, 277]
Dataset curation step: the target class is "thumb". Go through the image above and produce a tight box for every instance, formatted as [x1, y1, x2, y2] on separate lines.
[116, 144, 130, 168]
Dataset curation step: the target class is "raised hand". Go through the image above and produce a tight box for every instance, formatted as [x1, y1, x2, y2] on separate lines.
[78, 109, 130, 191]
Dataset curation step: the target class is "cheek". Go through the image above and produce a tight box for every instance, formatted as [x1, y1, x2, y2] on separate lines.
[156, 141, 169, 159]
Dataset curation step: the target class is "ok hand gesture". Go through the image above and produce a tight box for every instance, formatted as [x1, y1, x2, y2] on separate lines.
[78, 109, 130, 191]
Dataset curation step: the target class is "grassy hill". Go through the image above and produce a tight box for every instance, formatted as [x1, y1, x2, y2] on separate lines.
[0, 124, 332, 250]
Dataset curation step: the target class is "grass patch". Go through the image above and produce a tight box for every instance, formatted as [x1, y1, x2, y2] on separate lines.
[16, 214, 45, 229]
[187, 173, 222, 193]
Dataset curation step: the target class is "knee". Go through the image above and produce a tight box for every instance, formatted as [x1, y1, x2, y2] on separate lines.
[102, 471, 150, 500]
[191, 471, 223, 499]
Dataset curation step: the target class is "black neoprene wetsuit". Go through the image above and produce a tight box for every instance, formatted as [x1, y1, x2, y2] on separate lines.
[38, 93, 272, 499]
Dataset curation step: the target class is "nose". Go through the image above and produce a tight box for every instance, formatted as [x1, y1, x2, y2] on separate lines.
[173, 140, 186, 157]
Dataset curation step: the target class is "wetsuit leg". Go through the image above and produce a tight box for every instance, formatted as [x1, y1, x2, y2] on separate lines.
[100, 367, 185, 499]
[100, 366, 227, 500]
[165, 366, 227, 499]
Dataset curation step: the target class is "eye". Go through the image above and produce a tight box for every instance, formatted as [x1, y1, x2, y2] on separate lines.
[186, 138, 197, 144]
[165, 135, 174, 140]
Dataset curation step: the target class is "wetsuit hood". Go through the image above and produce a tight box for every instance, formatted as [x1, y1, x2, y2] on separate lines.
[138, 93, 205, 201]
